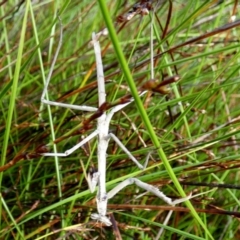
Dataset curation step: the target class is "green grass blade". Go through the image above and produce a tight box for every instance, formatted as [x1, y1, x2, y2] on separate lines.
[97, 0, 214, 239]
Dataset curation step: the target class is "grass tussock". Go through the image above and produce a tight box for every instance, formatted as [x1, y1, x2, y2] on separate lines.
[1, 0, 240, 239]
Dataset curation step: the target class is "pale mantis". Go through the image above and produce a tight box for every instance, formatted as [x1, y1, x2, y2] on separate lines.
[40, 27, 193, 226]
[40, 10, 211, 228]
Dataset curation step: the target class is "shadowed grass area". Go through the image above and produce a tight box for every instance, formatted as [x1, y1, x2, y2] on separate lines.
[1, 0, 240, 239]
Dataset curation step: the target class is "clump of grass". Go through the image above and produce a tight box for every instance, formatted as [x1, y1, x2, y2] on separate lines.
[1, 0, 240, 239]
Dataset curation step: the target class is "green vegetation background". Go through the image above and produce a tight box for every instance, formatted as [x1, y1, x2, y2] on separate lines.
[1, 1, 240, 239]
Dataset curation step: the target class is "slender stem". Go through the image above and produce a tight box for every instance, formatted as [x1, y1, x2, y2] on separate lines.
[97, 1, 214, 239]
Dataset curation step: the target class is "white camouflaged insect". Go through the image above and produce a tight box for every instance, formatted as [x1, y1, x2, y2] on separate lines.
[41, 28, 203, 226]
